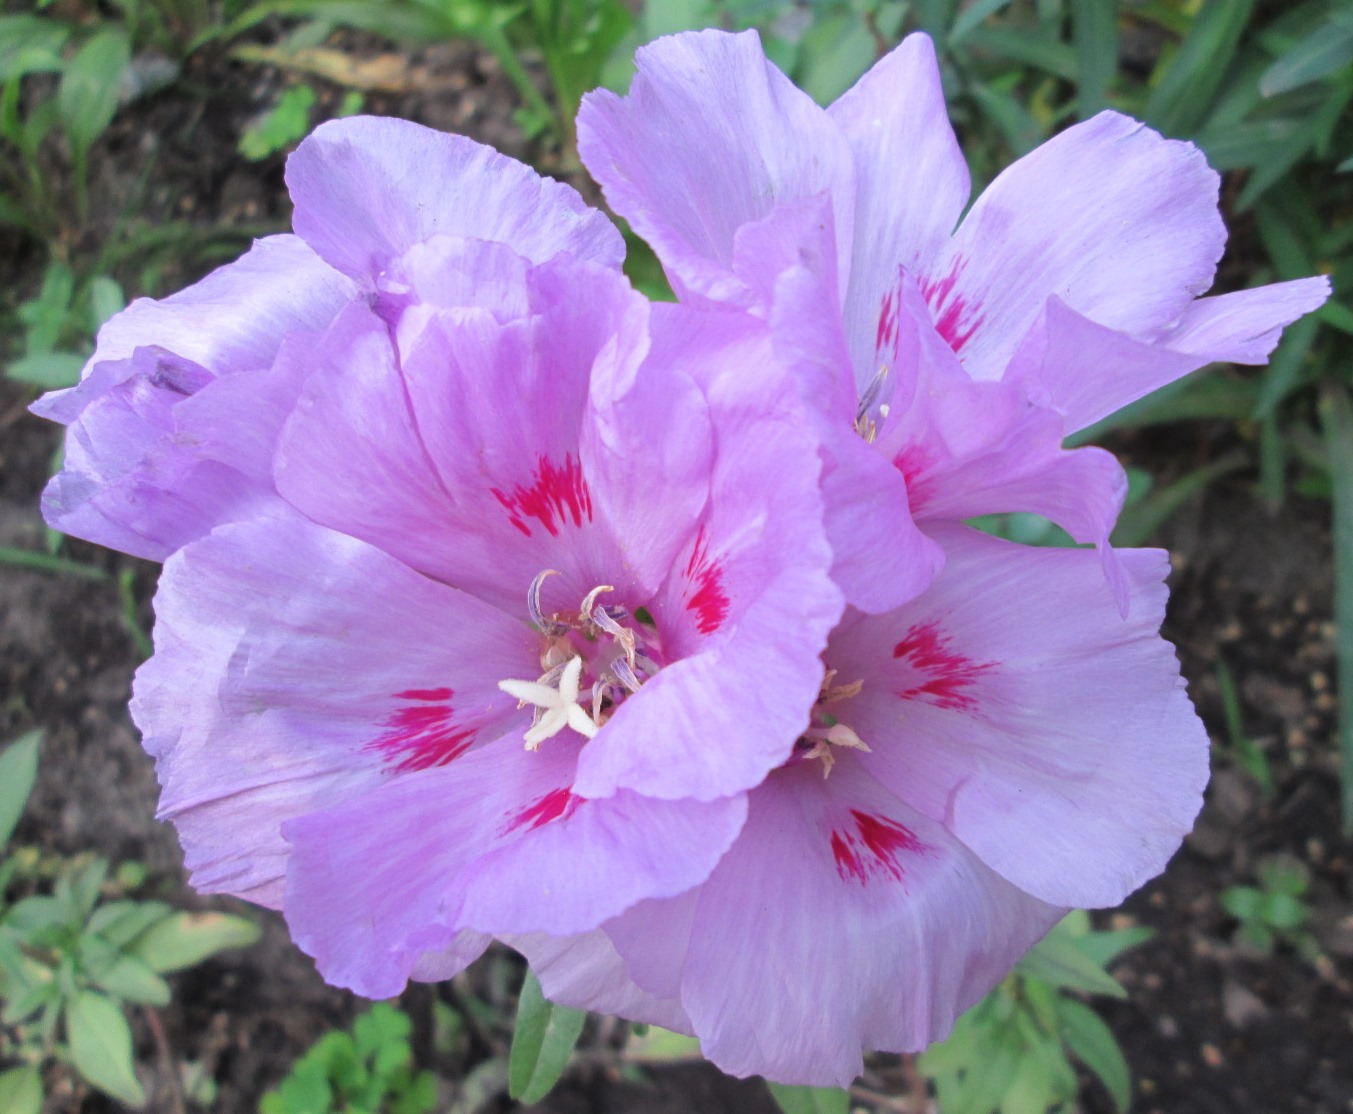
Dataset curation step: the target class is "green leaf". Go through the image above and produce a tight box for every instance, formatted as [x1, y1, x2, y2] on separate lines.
[238, 84, 316, 160]
[949, 0, 1015, 44]
[1058, 997, 1132, 1112]
[1260, 11, 1353, 96]
[508, 969, 587, 1104]
[57, 28, 131, 165]
[6, 350, 86, 388]
[0, 730, 40, 847]
[767, 1082, 849, 1114]
[67, 989, 146, 1107]
[1221, 886, 1263, 920]
[0, 1066, 43, 1114]
[4, 894, 70, 935]
[87, 275, 125, 331]
[86, 900, 172, 948]
[90, 954, 172, 1006]
[625, 1025, 702, 1063]
[69, 857, 109, 920]
[129, 911, 260, 972]
[1072, 0, 1118, 116]
[1072, 924, 1156, 967]
[1018, 930, 1126, 999]
[1145, 1, 1255, 135]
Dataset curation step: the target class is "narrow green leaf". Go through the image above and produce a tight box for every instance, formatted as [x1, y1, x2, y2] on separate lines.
[0, 1066, 43, 1114]
[1255, 314, 1320, 417]
[56, 28, 131, 164]
[129, 911, 260, 972]
[1018, 931, 1126, 999]
[963, 25, 1077, 81]
[0, 731, 40, 847]
[67, 990, 146, 1107]
[949, 0, 1015, 44]
[1072, 0, 1118, 116]
[508, 969, 587, 1104]
[1145, 0, 1255, 135]
[1058, 998, 1131, 1112]
[767, 1082, 850, 1114]
[1260, 12, 1353, 96]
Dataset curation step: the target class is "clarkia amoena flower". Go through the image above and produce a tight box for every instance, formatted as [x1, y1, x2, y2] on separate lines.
[30, 38, 1324, 1083]
[578, 29, 1331, 611]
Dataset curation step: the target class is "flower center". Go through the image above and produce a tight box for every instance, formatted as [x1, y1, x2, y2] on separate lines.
[854, 363, 892, 445]
[794, 669, 870, 777]
[497, 570, 662, 749]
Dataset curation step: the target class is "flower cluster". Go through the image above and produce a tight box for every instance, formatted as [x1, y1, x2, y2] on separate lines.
[35, 32, 1327, 1086]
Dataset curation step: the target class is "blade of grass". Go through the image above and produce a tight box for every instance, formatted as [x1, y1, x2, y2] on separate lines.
[1072, 0, 1117, 116]
[0, 547, 107, 580]
[1319, 381, 1353, 835]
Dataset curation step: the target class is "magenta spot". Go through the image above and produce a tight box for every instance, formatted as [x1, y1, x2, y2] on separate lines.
[371, 688, 475, 772]
[891, 442, 939, 507]
[831, 830, 867, 884]
[507, 787, 581, 833]
[491, 454, 593, 538]
[875, 287, 899, 354]
[831, 810, 924, 884]
[892, 621, 995, 712]
[682, 527, 730, 636]
[919, 260, 983, 353]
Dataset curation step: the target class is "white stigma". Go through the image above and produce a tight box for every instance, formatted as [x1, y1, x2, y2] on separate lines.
[498, 655, 599, 750]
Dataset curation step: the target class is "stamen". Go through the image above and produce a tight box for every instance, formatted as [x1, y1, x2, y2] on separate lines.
[610, 657, 643, 695]
[579, 584, 616, 621]
[592, 606, 637, 668]
[854, 363, 892, 444]
[529, 569, 567, 634]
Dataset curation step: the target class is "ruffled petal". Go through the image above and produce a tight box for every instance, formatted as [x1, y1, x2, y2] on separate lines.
[33, 235, 352, 421]
[131, 514, 534, 908]
[31, 237, 354, 559]
[282, 738, 747, 997]
[936, 111, 1225, 381]
[577, 29, 853, 308]
[286, 117, 623, 286]
[828, 33, 970, 377]
[608, 759, 1061, 1086]
[572, 304, 843, 802]
[37, 347, 290, 560]
[765, 206, 944, 612]
[873, 275, 1128, 597]
[828, 525, 1209, 908]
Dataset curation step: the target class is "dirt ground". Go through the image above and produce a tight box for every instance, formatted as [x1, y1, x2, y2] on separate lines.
[1, 29, 1350, 1114]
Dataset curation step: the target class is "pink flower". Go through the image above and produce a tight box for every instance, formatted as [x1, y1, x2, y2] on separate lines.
[578, 30, 1330, 608]
[118, 120, 844, 1005]
[494, 524, 1208, 1084]
[32, 118, 623, 561]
